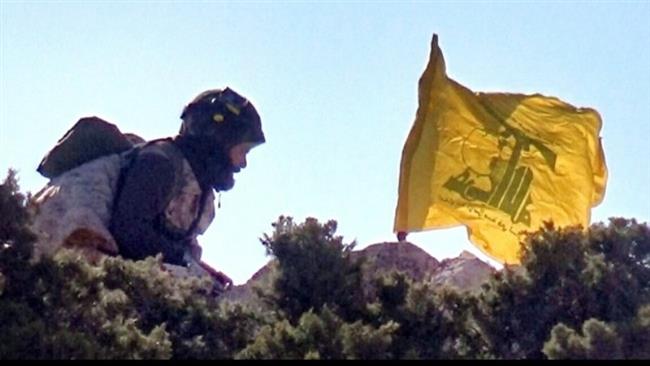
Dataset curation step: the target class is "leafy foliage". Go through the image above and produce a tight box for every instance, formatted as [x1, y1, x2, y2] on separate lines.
[257, 216, 366, 323]
[237, 306, 398, 360]
[0, 170, 258, 359]
[367, 274, 489, 359]
[249, 216, 486, 359]
[473, 219, 650, 359]
[1, 170, 648, 359]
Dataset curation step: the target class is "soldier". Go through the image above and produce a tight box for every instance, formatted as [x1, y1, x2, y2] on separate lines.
[31, 87, 265, 293]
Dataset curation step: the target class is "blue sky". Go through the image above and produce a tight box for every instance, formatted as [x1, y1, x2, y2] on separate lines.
[1, 1, 649, 284]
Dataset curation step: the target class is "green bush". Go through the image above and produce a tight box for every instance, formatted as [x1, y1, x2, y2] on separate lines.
[248, 217, 484, 359]
[0, 170, 259, 359]
[237, 305, 398, 360]
[472, 219, 650, 359]
[257, 216, 366, 323]
[1, 170, 648, 359]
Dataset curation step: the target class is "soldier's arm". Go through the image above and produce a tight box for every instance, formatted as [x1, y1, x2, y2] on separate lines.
[109, 149, 186, 265]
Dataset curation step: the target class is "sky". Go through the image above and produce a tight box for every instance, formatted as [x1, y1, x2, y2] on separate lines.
[1, 1, 649, 285]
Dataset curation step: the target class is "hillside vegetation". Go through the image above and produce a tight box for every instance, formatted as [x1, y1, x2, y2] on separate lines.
[1, 170, 648, 359]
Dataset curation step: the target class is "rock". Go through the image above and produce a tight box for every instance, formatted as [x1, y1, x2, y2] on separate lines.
[221, 261, 275, 305]
[221, 242, 496, 304]
[350, 241, 441, 283]
[431, 250, 496, 292]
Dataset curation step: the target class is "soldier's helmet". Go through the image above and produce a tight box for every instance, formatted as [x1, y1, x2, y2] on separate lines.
[179, 87, 265, 149]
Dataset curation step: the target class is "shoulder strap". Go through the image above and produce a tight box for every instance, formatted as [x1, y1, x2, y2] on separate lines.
[162, 141, 211, 238]
[112, 138, 210, 240]
[112, 138, 175, 215]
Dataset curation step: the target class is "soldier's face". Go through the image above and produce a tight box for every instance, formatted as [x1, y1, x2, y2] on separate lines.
[213, 142, 260, 192]
[228, 142, 258, 173]
[212, 142, 257, 192]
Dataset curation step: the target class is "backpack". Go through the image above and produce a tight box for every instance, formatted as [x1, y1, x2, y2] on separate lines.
[31, 117, 144, 259]
[37, 116, 144, 179]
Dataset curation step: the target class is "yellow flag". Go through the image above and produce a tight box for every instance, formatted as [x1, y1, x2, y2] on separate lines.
[394, 34, 607, 264]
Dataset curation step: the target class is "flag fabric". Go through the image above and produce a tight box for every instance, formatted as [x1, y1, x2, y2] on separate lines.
[394, 34, 607, 264]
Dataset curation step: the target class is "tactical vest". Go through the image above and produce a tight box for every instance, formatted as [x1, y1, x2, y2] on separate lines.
[29, 140, 215, 262]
